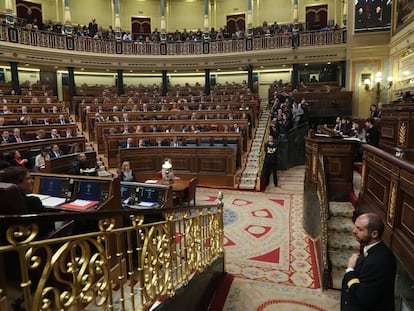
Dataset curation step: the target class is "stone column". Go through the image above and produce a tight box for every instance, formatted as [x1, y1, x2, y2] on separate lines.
[247, 65, 253, 91]
[292, 0, 299, 48]
[114, 0, 122, 40]
[205, 69, 211, 96]
[117, 69, 124, 96]
[291, 64, 299, 90]
[340, 61, 346, 88]
[203, 0, 210, 40]
[5, 0, 15, 25]
[342, 0, 348, 27]
[246, 0, 253, 37]
[160, 0, 167, 41]
[67, 67, 76, 113]
[162, 70, 168, 96]
[64, 0, 73, 34]
[10, 62, 20, 95]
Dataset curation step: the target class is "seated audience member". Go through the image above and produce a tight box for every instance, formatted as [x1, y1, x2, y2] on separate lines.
[138, 138, 146, 147]
[50, 128, 61, 139]
[376, 102, 383, 119]
[64, 128, 73, 138]
[49, 144, 63, 158]
[1, 130, 9, 144]
[170, 136, 182, 147]
[156, 137, 164, 147]
[69, 143, 82, 154]
[369, 104, 380, 118]
[56, 114, 69, 125]
[363, 118, 380, 147]
[121, 137, 134, 149]
[73, 153, 96, 175]
[8, 128, 24, 143]
[34, 148, 50, 171]
[333, 116, 342, 132]
[119, 161, 136, 182]
[1, 167, 43, 214]
[35, 129, 47, 140]
[11, 150, 28, 167]
[341, 116, 353, 136]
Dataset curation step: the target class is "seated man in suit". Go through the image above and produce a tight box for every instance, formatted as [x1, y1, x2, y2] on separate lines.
[73, 153, 96, 175]
[8, 128, 24, 143]
[49, 144, 63, 158]
[120, 137, 134, 149]
[170, 136, 182, 147]
[50, 128, 61, 139]
[56, 114, 69, 125]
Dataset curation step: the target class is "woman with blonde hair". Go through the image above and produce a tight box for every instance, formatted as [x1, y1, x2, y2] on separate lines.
[119, 161, 136, 182]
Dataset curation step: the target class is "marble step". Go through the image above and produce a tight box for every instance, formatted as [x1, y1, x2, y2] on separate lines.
[328, 231, 359, 251]
[241, 172, 257, 178]
[328, 217, 355, 234]
[329, 249, 356, 271]
[238, 184, 256, 190]
[329, 201, 354, 218]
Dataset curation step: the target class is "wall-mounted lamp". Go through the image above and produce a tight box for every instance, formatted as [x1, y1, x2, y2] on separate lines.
[364, 72, 393, 91]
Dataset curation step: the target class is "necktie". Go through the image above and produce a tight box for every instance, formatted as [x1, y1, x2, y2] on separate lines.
[16, 136, 22, 143]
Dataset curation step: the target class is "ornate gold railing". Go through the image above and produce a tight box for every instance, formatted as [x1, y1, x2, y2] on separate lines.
[0, 23, 346, 56]
[0, 197, 224, 311]
[316, 154, 330, 288]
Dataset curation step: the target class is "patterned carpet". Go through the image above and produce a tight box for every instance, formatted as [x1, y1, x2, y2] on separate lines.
[197, 166, 341, 311]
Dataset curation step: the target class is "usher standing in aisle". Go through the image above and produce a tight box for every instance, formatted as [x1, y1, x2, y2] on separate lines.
[260, 135, 278, 191]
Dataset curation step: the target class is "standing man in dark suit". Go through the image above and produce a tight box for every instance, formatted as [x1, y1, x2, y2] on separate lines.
[260, 135, 278, 191]
[341, 212, 396, 311]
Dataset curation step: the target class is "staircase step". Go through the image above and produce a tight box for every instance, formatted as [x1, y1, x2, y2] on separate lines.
[329, 201, 354, 218]
[328, 231, 359, 251]
[329, 249, 356, 270]
[328, 217, 355, 233]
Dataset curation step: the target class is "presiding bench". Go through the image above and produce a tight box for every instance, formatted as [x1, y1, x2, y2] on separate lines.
[104, 132, 244, 168]
[119, 147, 236, 187]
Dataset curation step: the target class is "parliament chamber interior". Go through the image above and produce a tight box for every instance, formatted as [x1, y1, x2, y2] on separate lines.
[0, 0, 414, 310]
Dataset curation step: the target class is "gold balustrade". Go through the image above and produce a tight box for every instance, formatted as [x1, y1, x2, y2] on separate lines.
[0, 197, 224, 311]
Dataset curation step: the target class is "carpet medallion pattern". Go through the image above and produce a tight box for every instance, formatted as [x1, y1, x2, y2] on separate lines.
[197, 188, 320, 289]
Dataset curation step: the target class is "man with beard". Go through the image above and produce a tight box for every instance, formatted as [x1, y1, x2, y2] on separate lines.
[341, 213, 396, 311]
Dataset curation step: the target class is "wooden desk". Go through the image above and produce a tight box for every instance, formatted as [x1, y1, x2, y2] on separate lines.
[305, 135, 355, 200]
[151, 179, 190, 205]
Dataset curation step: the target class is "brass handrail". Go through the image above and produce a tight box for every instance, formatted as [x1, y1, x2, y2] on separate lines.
[0, 24, 346, 56]
[316, 154, 330, 288]
[0, 196, 224, 310]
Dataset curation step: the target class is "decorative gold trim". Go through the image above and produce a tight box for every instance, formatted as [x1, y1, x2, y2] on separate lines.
[387, 181, 397, 228]
[398, 122, 407, 146]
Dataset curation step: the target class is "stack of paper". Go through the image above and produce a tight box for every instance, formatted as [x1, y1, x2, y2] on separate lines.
[42, 197, 67, 207]
[61, 199, 99, 210]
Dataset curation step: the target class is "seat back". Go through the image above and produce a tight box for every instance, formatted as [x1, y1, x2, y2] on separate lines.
[183, 177, 198, 205]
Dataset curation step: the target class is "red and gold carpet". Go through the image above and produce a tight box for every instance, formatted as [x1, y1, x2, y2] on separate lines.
[197, 188, 320, 289]
[198, 166, 341, 311]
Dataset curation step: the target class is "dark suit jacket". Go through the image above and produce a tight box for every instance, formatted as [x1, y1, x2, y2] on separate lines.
[7, 136, 24, 143]
[49, 151, 63, 159]
[341, 241, 396, 311]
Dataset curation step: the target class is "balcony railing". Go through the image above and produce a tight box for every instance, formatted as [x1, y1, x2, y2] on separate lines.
[0, 24, 347, 56]
[0, 199, 224, 310]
